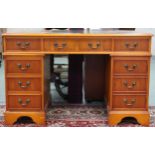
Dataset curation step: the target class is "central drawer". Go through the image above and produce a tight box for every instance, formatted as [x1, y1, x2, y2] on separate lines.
[113, 76, 147, 92]
[7, 77, 42, 92]
[79, 39, 112, 51]
[7, 95, 42, 110]
[44, 39, 76, 51]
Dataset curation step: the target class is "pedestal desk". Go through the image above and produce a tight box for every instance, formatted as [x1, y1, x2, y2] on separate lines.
[2, 31, 152, 126]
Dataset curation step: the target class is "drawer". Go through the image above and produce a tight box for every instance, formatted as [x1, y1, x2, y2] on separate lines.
[114, 37, 150, 51]
[5, 37, 41, 51]
[7, 95, 42, 110]
[112, 94, 147, 110]
[7, 77, 42, 92]
[79, 39, 112, 51]
[113, 77, 147, 92]
[44, 39, 76, 51]
[6, 59, 42, 74]
[113, 60, 148, 75]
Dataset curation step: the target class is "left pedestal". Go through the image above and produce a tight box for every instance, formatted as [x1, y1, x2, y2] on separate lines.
[4, 55, 51, 125]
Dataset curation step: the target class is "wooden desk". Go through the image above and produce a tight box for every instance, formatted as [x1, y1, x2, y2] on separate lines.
[2, 32, 152, 126]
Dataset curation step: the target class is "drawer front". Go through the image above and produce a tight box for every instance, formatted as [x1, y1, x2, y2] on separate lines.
[113, 60, 148, 75]
[79, 39, 112, 51]
[44, 39, 76, 51]
[5, 37, 41, 51]
[114, 38, 150, 51]
[113, 77, 147, 92]
[6, 60, 42, 74]
[112, 95, 146, 109]
[8, 95, 42, 110]
[7, 78, 42, 92]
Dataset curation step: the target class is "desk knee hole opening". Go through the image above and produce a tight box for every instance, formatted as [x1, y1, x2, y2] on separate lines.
[118, 117, 140, 125]
[14, 116, 35, 125]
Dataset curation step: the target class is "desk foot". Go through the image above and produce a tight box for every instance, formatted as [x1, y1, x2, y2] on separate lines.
[4, 111, 46, 126]
[108, 111, 150, 126]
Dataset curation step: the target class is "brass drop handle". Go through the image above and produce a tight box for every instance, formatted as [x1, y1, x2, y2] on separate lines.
[123, 81, 136, 89]
[54, 43, 67, 49]
[17, 63, 30, 71]
[16, 42, 30, 49]
[18, 81, 31, 88]
[123, 98, 136, 106]
[125, 42, 138, 50]
[124, 64, 137, 71]
[88, 42, 100, 49]
[18, 98, 31, 106]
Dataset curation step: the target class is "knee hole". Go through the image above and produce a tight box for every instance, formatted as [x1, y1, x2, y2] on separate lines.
[14, 116, 35, 124]
[118, 117, 140, 125]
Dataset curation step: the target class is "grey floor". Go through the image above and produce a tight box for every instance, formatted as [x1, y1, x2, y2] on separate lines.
[0, 56, 155, 105]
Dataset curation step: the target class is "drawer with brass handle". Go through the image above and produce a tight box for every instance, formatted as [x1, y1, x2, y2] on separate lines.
[123, 98, 136, 106]
[123, 80, 137, 89]
[113, 77, 147, 92]
[6, 59, 42, 74]
[87, 42, 101, 49]
[7, 78, 42, 91]
[5, 37, 41, 51]
[124, 42, 138, 50]
[112, 94, 147, 110]
[79, 39, 112, 51]
[18, 98, 31, 107]
[17, 63, 31, 71]
[54, 43, 67, 49]
[7, 95, 42, 110]
[16, 41, 30, 50]
[44, 39, 76, 51]
[114, 37, 150, 51]
[113, 60, 148, 75]
[123, 64, 137, 71]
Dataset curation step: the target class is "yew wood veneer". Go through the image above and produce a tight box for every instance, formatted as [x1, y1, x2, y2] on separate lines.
[2, 32, 152, 126]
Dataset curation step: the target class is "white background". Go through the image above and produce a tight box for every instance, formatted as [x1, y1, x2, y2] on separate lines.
[0, 0, 155, 155]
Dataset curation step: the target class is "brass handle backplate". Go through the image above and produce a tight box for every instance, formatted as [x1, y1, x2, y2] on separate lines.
[54, 43, 67, 49]
[88, 42, 100, 49]
[123, 81, 136, 89]
[123, 98, 136, 106]
[18, 81, 31, 89]
[125, 42, 138, 50]
[17, 63, 30, 71]
[124, 64, 137, 71]
[18, 98, 31, 106]
[16, 42, 30, 49]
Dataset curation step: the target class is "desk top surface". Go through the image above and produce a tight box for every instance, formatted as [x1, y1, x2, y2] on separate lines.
[2, 29, 153, 37]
